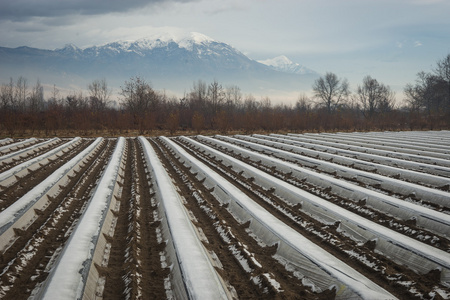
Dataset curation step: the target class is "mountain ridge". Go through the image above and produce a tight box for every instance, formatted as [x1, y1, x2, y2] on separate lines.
[258, 55, 317, 75]
[0, 32, 318, 100]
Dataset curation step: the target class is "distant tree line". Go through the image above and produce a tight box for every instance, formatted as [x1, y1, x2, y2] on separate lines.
[404, 54, 450, 129]
[1, 54, 449, 136]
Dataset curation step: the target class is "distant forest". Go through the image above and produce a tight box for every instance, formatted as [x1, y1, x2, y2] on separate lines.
[1, 54, 449, 137]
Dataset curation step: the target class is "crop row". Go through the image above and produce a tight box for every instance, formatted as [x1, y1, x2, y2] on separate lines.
[0, 131, 449, 299]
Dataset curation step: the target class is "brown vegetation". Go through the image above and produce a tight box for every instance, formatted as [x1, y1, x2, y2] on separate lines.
[1, 54, 449, 137]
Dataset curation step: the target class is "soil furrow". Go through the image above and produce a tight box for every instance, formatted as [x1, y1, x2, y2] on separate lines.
[155, 137, 336, 299]
[103, 138, 168, 299]
[0, 139, 67, 173]
[0, 139, 93, 211]
[0, 139, 115, 299]
[0, 140, 39, 156]
[199, 137, 450, 252]
[179, 136, 448, 300]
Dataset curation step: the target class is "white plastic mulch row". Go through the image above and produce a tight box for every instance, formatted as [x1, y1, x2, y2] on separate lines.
[388, 131, 450, 141]
[269, 133, 450, 178]
[0, 138, 13, 146]
[185, 136, 450, 284]
[0, 137, 82, 185]
[0, 138, 37, 154]
[41, 137, 126, 300]
[306, 132, 450, 154]
[164, 136, 397, 300]
[213, 135, 450, 237]
[337, 131, 450, 146]
[0, 137, 61, 164]
[301, 132, 450, 159]
[139, 136, 230, 300]
[0, 137, 103, 236]
[251, 134, 450, 188]
[284, 133, 450, 168]
[235, 134, 450, 206]
[332, 132, 450, 149]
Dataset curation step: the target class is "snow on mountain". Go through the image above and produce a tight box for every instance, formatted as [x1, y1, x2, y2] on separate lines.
[56, 43, 82, 56]
[78, 32, 224, 57]
[109, 32, 215, 52]
[258, 55, 316, 75]
[175, 32, 215, 50]
[0, 32, 319, 100]
[63, 32, 260, 76]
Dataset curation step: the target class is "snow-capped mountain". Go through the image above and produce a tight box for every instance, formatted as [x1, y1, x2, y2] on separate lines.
[92, 32, 216, 54]
[47, 32, 256, 72]
[0, 32, 318, 98]
[258, 55, 317, 75]
[59, 32, 240, 60]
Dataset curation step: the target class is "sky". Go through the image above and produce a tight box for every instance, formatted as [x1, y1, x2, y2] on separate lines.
[1, 0, 450, 101]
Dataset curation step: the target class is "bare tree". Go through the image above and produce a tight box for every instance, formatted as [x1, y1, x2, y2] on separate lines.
[0, 78, 14, 110]
[66, 91, 88, 111]
[14, 76, 28, 111]
[189, 80, 208, 112]
[48, 84, 63, 106]
[28, 79, 44, 114]
[0, 78, 16, 135]
[224, 85, 242, 109]
[356, 76, 395, 118]
[312, 72, 349, 113]
[404, 83, 421, 111]
[64, 91, 90, 133]
[260, 96, 271, 111]
[404, 71, 445, 117]
[434, 54, 450, 112]
[24, 79, 44, 134]
[121, 77, 156, 112]
[295, 93, 312, 113]
[120, 76, 159, 133]
[208, 79, 224, 114]
[243, 94, 259, 113]
[88, 78, 111, 112]
[45, 85, 64, 136]
[378, 89, 396, 114]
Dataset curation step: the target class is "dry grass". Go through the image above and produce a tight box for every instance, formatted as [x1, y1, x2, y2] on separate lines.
[0, 128, 295, 139]
[1, 126, 436, 139]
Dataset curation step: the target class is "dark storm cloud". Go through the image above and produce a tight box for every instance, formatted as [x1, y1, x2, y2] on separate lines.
[0, 0, 195, 21]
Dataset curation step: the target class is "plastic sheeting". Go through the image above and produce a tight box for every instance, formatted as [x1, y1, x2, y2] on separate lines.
[0, 137, 81, 185]
[270, 133, 450, 178]
[140, 137, 229, 300]
[250, 134, 450, 189]
[41, 137, 125, 299]
[213, 135, 450, 237]
[187, 135, 450, 285]
[0, 137, 103, 235]
[0, 138, 36, 154]
[165, 136, 396, 299]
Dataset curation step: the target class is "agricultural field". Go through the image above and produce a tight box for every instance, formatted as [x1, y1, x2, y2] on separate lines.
[0, 131, 449, 299]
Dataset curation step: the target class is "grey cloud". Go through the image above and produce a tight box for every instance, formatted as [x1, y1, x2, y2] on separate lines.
[14, 25, 47, 33]
[0, 0, 196, 21]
